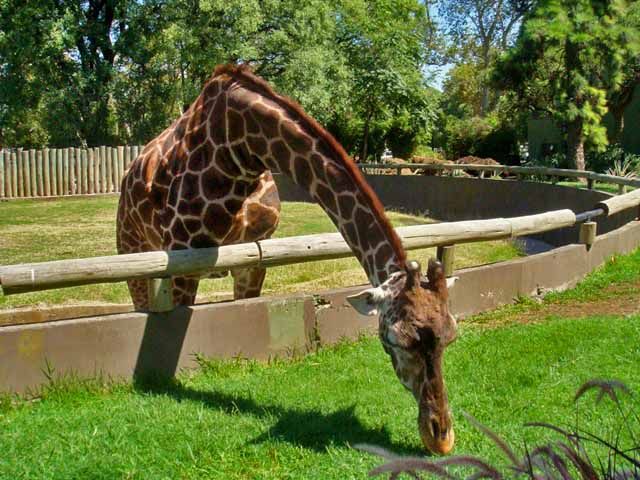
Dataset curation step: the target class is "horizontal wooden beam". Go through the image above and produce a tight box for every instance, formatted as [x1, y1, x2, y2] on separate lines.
[596, 188, 640, 216]
[360, 163, 640, 188]
[0, 210, 576, 296]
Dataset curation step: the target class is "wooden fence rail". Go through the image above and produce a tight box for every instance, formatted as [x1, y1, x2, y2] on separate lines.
[1, 177, 640, 308]
[0, 208, 586, 295]
[360, 163, 640, 188]
[0, 146, 143, 198]
[2, 148, 640, 199]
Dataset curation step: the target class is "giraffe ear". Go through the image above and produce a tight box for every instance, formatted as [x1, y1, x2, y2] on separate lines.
[346, 287, 389, 316]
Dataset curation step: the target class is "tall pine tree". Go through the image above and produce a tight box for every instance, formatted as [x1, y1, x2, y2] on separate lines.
[495, 0, 639, 169]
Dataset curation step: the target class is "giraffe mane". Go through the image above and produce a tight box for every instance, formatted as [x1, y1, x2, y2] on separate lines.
[212, 63, 408, 267]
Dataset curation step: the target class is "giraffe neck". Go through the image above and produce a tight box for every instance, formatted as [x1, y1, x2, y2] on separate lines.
[195, 67, 407, 286]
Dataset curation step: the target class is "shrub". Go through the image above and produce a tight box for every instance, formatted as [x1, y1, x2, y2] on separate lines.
[524, 152, 571, 170]
[587, 144, 640, 174]
[441, 116, 521, 165]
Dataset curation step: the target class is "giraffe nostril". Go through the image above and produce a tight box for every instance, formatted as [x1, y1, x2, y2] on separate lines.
[431, 419, 440, 439]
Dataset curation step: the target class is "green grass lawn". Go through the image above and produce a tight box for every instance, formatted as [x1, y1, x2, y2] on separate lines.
[1, 249, 639, 479]
[557, 180, 634, 195]
[0, 196, 521, 310]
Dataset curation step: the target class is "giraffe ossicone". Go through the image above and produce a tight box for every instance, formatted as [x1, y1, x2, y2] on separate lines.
[116, 64, 457, 454]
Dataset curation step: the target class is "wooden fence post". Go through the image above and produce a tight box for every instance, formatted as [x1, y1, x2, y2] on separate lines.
[78, 148, 88, 194]
[53, 149, 60, 196]
[0, 150, 5, 198]
[51, 149, 59, 196]
[98, 146, 105, 193]
[22, 150, 31, 197]
[110, 147, 116, 192]
[436, 245, 456, 277]
[29, 150, 37, 196]
[43, 149, 51, 196]
[71, 148, 78, 195]
[5, 151, 12, 198]
[16, 150, 24, 197]
[124, 146, 131, 171]
[103, 146, 111, 193]
[147, 278, 175, 313]
[579, 221, 597, 250]
[56, 148, 63, 195]
[62, 148, 69, 195]
[11, 151, 19, 197]
[112, 146, 118, 191]
[86, 148, 94, 194]
[618, 184, 626, 195]
[117, 146, 125, 190]
[36, 150, 43, 196]
[587, 178, 594, 190]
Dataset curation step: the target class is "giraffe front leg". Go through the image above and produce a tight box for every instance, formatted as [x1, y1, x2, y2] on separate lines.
[127, 279, 150, 311]
[172, 276, 200, 306]
[232, 267, 267, 300]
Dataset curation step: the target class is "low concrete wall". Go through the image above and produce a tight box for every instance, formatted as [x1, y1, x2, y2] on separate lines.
[2, 220, 639, 394]
[274, 174, 637, 246]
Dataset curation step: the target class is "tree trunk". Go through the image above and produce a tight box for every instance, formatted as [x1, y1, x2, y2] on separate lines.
[360, 107, 374, 163]
[566, 119, 585, 171]
[480, 85, 490, 117]
[609, 106, 624, 145]
[607, 81, 637, 145]
[564, 33, 585, 171]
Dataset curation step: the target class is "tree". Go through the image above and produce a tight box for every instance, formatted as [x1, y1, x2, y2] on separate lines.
[0, 0, 437, 157]
[495, 0, 640, 170]
[436, 0, 532, 115]
[0, 1, 60, 146]
[441, 63, 486, 117]
[335, 0, 438, 161]
[0, 0, 127, 147]
[606, 1, 640, 144]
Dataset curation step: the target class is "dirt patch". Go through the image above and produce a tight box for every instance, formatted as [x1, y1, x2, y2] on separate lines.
[471, 280, 640, 328]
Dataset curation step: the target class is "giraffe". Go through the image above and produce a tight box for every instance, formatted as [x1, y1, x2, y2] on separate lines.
[116, 64, 457, 454]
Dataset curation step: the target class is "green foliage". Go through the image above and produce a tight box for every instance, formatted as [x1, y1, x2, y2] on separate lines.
[436, 0, 531, 118]
[435, 114, 520, 163]
[441, 63, 486, 118]
[333, 0, 438, 160]
[494, 0, 640, 168]
[0, 0, 436, 159]
[586, 143, 640, 173]
[442, 115, 494, 159]
[527, 151, 571, 169]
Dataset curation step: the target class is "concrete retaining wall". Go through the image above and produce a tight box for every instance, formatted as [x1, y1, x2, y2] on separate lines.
[2, 220, 639, 394]
[275, 174, 637, 246]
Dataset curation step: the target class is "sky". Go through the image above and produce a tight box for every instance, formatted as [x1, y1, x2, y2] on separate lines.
[425, 63, 453, 91]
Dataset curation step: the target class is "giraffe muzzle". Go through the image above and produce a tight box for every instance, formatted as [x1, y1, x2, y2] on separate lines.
[418, 413, 455, 455]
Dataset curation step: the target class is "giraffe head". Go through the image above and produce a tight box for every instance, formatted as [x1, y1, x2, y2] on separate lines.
[347, 257, 457, 454]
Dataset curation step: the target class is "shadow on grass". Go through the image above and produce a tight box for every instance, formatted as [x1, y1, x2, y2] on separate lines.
[134, 375, 424, 456]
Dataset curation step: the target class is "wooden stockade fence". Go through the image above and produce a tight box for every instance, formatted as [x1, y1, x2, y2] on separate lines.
[0, 146, 143, 199]
[3, 148, 640, 199]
